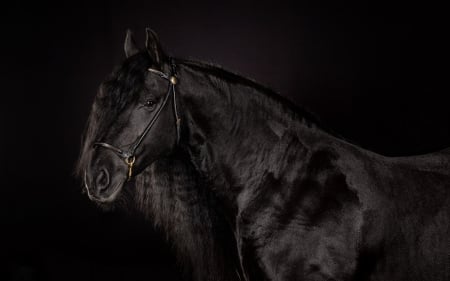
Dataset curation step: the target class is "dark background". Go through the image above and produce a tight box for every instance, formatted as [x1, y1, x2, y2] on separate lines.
[1, 1, 448, 280]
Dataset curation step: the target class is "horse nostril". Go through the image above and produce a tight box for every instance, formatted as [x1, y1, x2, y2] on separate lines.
[96, 168, 110, 192]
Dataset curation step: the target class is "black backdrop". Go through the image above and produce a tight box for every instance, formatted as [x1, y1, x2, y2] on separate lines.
[1, 1, 448, 280]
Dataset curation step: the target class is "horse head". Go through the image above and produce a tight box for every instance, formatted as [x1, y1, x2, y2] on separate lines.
[78, 29, 180, 203]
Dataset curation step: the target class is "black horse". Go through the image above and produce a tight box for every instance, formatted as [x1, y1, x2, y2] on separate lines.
[77, 29, 450, 281]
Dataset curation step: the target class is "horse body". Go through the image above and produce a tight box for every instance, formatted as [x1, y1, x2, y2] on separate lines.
[175, 61, 450, 280]
[78, 30, 450, 281]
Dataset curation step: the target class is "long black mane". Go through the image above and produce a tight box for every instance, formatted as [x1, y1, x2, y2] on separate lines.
[130, 155, 241, 281]
[179, 59, 325, 130]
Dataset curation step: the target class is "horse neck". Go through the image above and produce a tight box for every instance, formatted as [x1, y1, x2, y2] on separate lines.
[177, 61, 325, 212]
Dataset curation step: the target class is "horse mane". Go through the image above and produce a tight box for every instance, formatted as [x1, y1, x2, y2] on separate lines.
[178, 58, 326, 129]
[177, 58, 355, 147]
[78, 153, 241, 281]
[129, 154, 241, 281]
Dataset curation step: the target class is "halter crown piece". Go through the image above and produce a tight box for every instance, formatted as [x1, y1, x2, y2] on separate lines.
[94, 58, 181, 180]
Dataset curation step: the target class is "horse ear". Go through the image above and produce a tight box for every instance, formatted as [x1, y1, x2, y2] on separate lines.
[145, 28, 164, 66]
[124, 29, 139, 58]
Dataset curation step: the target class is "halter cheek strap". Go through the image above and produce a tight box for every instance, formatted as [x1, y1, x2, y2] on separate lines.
[94, 58, 180, 180]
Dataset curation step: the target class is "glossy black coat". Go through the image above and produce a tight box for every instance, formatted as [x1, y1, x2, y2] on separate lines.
[78, 30, 450, 281]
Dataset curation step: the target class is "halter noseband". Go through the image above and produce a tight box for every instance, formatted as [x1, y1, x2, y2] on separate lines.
[94, 58, 181, 180]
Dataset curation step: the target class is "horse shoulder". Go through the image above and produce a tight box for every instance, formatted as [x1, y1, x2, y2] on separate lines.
[236, 145, 366, 281]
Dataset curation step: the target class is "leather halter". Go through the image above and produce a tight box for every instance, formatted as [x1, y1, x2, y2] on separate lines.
[94, 58, 181, 180]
